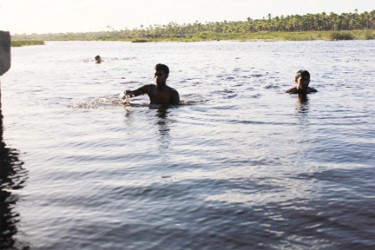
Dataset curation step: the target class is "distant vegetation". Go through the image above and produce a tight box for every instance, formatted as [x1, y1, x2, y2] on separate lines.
[11, 40, 44, 47]
[12, 10, 375, 44]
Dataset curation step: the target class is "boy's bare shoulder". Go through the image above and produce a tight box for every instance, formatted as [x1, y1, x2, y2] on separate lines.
[285, 87, 298, 94]
[308, 87, 318, 93]
[167, 86, 179, 94]
[285, 87, 317, 94]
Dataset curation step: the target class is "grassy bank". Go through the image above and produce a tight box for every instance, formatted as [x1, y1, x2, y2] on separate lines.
[133, 30, 375, 42]
[11, 40, 45, 47]
[11, 30, 375, 44]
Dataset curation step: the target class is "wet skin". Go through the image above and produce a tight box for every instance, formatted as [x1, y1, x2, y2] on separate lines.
[125, 70, 180, 105]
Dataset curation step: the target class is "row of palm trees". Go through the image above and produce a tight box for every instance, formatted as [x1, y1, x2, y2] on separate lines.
[136, 10, 375, 38]
[14, 10, 375, 41]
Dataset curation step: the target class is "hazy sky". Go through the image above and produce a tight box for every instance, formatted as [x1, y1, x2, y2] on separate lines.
[1, 0, 374, 34]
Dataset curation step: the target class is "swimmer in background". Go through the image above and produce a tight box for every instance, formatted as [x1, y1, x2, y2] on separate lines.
[285, 70, 317, 94]
[123, 63, 180, 105]
[95, 55, 102, 64]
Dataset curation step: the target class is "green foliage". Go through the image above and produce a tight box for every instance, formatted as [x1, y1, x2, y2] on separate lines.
[131, 38, 152, 43]
[11, 10, 375, 43]
[11, 40, 44, 47]
[328, 32, 354, 40]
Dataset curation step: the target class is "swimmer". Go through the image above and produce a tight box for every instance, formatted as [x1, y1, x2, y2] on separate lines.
[285, 70, 317, 94]
[95, 55, 102, 64]
[124, 63, 180, 105]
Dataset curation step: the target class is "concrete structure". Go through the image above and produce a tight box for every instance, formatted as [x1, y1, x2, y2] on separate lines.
[0, 31, 11, 76]
[1, 30, 11, 130]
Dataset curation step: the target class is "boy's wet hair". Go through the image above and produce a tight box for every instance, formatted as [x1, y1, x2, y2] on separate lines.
[295, 70, 310, 81]
[155, 63, 169, 76]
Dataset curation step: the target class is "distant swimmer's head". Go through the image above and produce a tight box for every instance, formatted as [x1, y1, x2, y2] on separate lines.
[295, 70, 310, 91]
[95, 55, 102, 64]
[154, 63, 169, 86]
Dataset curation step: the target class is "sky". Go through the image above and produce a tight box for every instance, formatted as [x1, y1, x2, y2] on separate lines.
[0, 0, 374, 34]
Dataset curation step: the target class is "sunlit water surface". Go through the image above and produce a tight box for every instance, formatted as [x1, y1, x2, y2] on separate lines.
[1, 41, 374, 249]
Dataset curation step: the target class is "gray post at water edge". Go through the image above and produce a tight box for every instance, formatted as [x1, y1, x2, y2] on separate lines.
[0, 31, 11, 76]
[0, 30, 11, 129]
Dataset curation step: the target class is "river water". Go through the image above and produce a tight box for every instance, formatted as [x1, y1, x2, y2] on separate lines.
[1, 40, 374, 249]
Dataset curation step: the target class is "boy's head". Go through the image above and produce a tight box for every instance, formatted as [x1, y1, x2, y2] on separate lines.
[295, 70, 310, 82]
[155, 63, 169, 76]
[295, 70, 310, 91]
[154, 63, 169, 86]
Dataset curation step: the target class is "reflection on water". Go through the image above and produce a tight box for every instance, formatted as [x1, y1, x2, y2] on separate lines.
[0, 85, 29, 249]
[156, 107, 171, 159]
[296, 93, 310, 113]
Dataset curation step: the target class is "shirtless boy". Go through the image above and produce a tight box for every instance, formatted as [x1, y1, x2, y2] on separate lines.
[124, 64, 180, 105]
[285, 70, 317, 94]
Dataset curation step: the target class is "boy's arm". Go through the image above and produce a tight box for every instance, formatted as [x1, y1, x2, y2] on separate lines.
[126, 85, 151, 97]
[170, 90, 180, 105]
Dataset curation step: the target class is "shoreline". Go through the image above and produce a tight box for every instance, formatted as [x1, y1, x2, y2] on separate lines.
[11, 40, 44, 47]
[11, 30, 375, 46]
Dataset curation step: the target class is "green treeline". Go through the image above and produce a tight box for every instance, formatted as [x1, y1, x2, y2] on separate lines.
[11, 40, 44, 47]
[12, 10, 375, 42]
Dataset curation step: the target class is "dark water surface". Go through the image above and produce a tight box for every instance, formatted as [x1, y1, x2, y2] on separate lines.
[1, 41, 374, 249]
